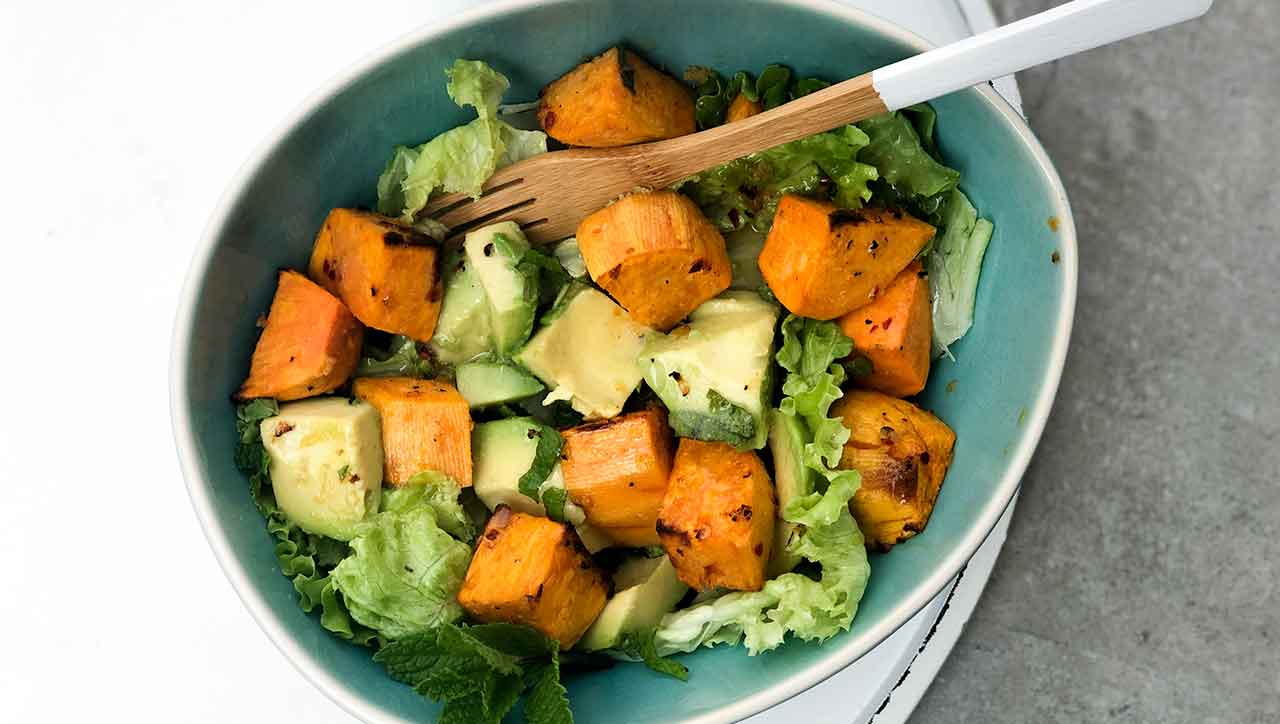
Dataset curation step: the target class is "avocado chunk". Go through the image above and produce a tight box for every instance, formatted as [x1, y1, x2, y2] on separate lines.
[472, 417, 585, 525]
[579, 556, 688, 651]
[455, 360, 545, 409]
[259, 397, 383, 541]
[465, 221, 539, 354]
[429, 247, 493, 364]
[516, 286, 652, 420]
[641, 292, 779, 449]
[574, 523, 617, 554]
[765, 409, 815, 577]
[725, 228, 767, 292]
[553, 237, 588, 279]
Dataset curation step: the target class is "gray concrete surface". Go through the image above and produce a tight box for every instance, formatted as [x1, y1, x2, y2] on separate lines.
[912, 2, 1280, 722]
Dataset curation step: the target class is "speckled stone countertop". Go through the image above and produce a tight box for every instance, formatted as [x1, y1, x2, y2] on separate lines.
[913, 2, 1280, 722]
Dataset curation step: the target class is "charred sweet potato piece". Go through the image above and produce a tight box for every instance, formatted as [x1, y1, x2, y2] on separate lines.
[537, 47, 695, 148]
[562, 408, 674, 529]
[838, 261, 932, 397]
[656, 440, 775, 591]
[457, 507, 609, 648]
[725, 92, 763, 123]
[236, 270, 363, 401]
[832, 389, 956, 550]
[759, 195, 936, 320]
[351, 377, 472, 487]
[308, 208, 443, 341]
[576, 191, 731, 330]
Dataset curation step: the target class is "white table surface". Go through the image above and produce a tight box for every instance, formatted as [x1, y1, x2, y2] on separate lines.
[0, 1, 1017, 721]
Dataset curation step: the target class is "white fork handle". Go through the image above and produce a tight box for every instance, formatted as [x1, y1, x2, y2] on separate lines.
[872, 0, 1214, 111]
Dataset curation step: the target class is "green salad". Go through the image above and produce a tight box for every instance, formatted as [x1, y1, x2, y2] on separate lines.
[232, 48, 991, 723]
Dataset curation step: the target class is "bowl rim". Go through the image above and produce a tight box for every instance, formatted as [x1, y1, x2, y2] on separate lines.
[169, 0, 1078, 721]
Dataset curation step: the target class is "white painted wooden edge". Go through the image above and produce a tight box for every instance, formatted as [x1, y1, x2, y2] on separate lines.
[872, 0, 1214, 111]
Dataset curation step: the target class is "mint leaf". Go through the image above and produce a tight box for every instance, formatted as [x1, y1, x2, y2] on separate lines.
[540, 486, 569, 523]
[439, 672, 524, 724]
[356, 334, 435, 379]
[468, 623, 558, 659]
[617, 629, 689, 682]
[524, 656, 573, 724]
[517, 422, 564, 502]
[374, 623, 575, 722]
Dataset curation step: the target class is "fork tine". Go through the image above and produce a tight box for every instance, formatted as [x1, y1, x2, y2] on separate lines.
[436, 185, 535, 230]
[443, 201, 549, 243]
[420, 164, 528, 217]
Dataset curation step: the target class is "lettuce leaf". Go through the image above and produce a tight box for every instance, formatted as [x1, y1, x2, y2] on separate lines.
[776, 316, 854, 468]
[331, 497, 473, 640]
[377, 60, 548, 223]
[928, 188, 994, 357]
[687, 63, 828, 128]
[653, 316, 869, 656]
[234, 400, 378, 646]
[857, 110, 960, 202]
[654, 475, 867, 655]
[680, 124, 877, 233]
[383, 471, 477, 542]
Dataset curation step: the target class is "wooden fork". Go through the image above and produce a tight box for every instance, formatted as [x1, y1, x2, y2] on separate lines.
[426, 0, 1212, 244]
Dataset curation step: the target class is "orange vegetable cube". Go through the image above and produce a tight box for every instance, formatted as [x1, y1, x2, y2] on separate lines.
[351, 377, 473, 487]
[457, 508, 609, 648]
[236, 270, 363, 401]
[537, 47, 695, 148]
[759, 195, 936, 320]
[838, 261, 932, 397]
[656, 440, 776, 591]
[562, 408, 675, 529]
[832, 389, 956, 550]
[725, 92, 763, 123]
[308, 208, 443, 341]
[577, 191, 732, 330]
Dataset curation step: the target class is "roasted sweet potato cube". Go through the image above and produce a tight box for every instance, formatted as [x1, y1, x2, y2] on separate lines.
[576, 191, 732, 330]
[351, 377, 473, 487]
[457, 508, 608, 648]
[838, 261, 932, 397]
[656, 440, 776, 591]
[236, 270, 363, 401]
[725, 92, 762, 123]
[562, 408, 675, 528]
[537, 47, 695, 148]
[759, 195, 936, 320]
[832, 389, 956, 550]
[308, 208, 443, 341]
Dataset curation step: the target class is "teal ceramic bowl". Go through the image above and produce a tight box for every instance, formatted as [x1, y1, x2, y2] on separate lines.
[171, 0, 1076, 721]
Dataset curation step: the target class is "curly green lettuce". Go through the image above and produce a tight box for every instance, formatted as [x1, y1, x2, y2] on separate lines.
[654, 474, 867, 655]
[234, 400, 377, 645]
[377, 60, 548, 223]
[330, 497, 473, 640]
[680, 124, 877, 233]
[653, 316, 869, 656]
[382, 471, 477, 542]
